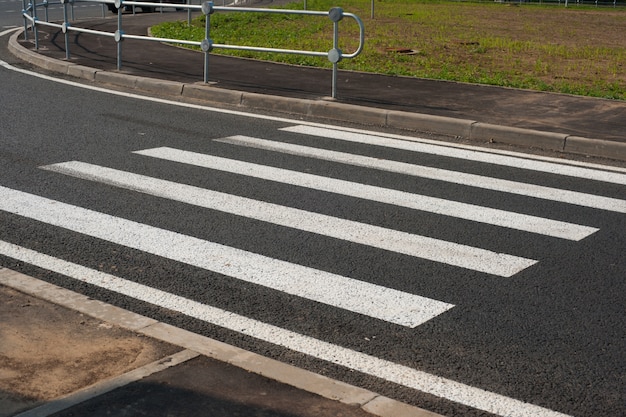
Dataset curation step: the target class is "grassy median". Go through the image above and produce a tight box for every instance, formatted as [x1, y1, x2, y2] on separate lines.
[150, 0, 626, 99]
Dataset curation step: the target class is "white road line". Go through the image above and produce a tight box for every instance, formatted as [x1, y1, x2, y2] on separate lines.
[215, 136, 626, 214]
[0, 186, 454, 328]
[0, 27, 20, 37]
[0, 240, 572, 417]
[43, 161, 536, 277]
[281, 125, 626, 185]
[134, 147, 599, 241]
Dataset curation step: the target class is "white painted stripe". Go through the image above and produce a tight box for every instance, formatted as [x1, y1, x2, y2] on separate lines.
[0, 27, 20, 37]
[215, 136, 626, 214]
[43, 161, 536, 277]
[134, 147, 599, 241]
[281, 125, 626, 185]
[0, 186, 453, 328]
[0, 241, 572, 417]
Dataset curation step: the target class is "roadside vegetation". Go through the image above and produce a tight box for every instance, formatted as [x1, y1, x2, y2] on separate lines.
[150, 0, 626, 99]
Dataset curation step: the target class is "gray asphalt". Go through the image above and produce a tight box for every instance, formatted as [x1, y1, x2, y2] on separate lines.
[1, 8, 625, 417]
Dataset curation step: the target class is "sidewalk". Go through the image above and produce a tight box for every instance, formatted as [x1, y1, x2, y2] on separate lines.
[7, 11, 626, 162]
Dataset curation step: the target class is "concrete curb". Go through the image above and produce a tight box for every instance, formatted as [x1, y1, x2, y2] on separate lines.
[8, 28, 626, 162]
[0, 268, 443, 417]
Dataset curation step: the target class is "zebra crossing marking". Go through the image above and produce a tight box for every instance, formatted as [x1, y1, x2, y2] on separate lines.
[42, 161, 537, 277]
[134, 146, 599, 241]
[0, 185, 454, 328]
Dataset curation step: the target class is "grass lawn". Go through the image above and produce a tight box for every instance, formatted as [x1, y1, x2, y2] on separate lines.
[150, 0, 626, 99]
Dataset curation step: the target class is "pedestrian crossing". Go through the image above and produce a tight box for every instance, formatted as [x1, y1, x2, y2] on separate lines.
[2, 125, 624, 329]
[42, 161, 537, 276]
[1, 124, 624, 417]
[134, 146, 599, 240]
[0, 184, 456, 328]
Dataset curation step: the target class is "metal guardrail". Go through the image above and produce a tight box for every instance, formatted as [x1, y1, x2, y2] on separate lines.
[20, 0, 364, 98]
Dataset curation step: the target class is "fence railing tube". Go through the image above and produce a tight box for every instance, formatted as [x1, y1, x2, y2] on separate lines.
[22, 1, 365, 99]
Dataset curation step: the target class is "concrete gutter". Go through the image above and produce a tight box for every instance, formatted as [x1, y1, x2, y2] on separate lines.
[8, 29, 626, 162]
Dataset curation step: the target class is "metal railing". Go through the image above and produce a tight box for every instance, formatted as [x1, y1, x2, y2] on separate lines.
[20, 0, 365, 98]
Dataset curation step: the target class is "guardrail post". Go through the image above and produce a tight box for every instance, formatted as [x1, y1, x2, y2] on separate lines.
[115, 0, 124, 70]
[328, 7, 343, 99]
[31, 0, 39, 49]
[201, 1, 214, 83]
[61, 0, 70, 59]
[21, 0, 29, 40]
[43, 0, 49, 22]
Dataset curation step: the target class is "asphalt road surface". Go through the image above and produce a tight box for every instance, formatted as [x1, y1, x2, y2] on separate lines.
[1, 46, 625, 417]
[0, 0, 110, 29]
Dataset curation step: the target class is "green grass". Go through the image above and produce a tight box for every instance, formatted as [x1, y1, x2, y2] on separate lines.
[150, 0, 626, 99]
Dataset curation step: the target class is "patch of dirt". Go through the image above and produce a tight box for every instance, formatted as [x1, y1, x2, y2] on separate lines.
[0, 285, 180, 416]
[362, 3, 626, 97]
